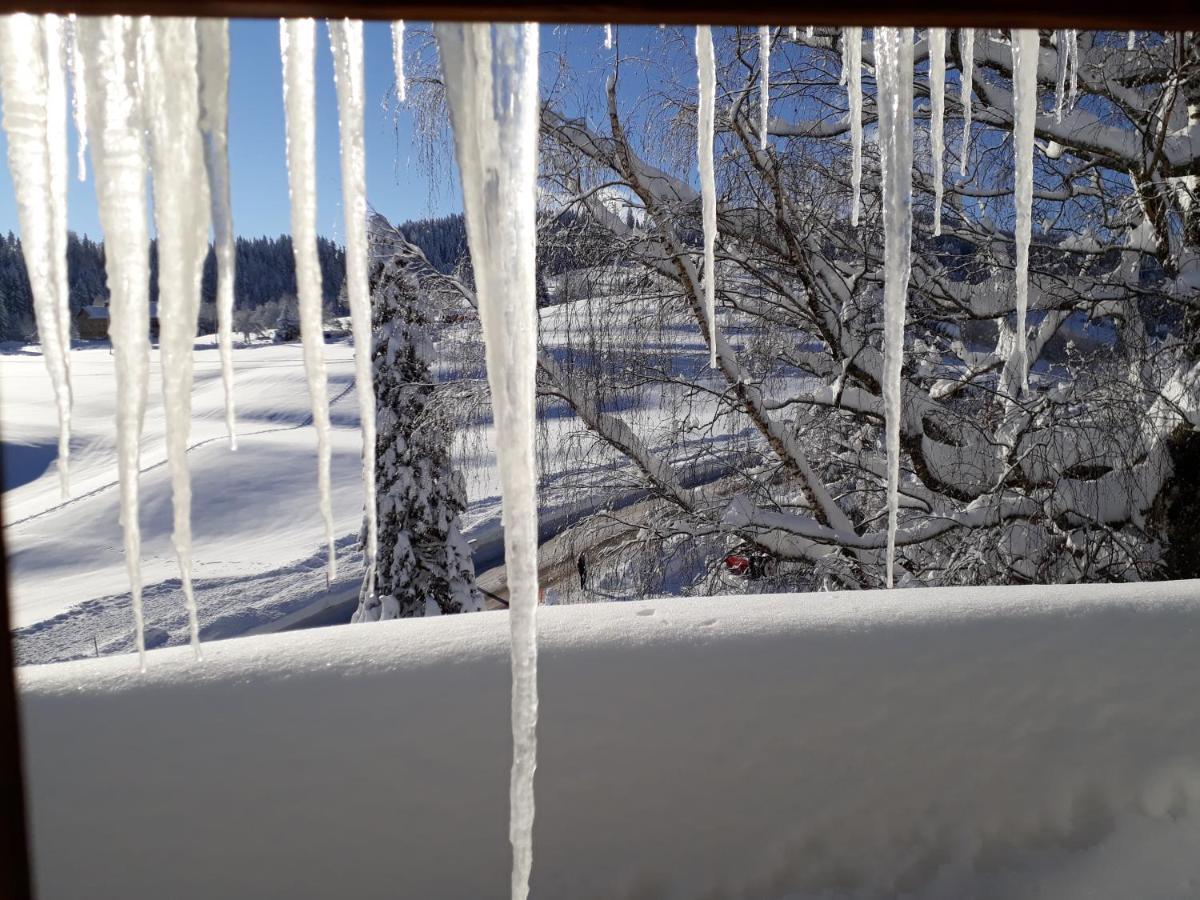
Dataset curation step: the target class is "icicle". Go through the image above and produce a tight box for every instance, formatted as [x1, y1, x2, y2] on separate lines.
[789, 26, 797, 40]
[604, 24, 612, 50]
[0, 14, 73, 500]
[67, 15, 87, 181]
[328, 19, 377, 599]
[806, 26, 814, 38]
[1054, 29, 1067, 122]
[1067, 29, 1078, 110]
[142, 18, 210, 657]
[281, 18, 336, 582]
[758, 25, 769, 151]
[391, 20, 405, 103]
[839, 31, 848, 86]
[76, 16, 151, 666]
[1127, 30, 1135, 51]
[197, 19, 237, 450]
[696, 25, 718, 369]
[434, 23, 540, 900]
[928, 27, 945, 236]
[847, 26, 862, 226]
[959, 28, 973, 177]
[874, 26, 914, 590]
[1010, 29, 1038, 398]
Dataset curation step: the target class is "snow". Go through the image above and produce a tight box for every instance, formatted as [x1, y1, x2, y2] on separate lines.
[391, 20, 405, 103]
[758, 25, 770, 151]
[695, 24, 718, 368]
[846, 26, 862, 226]
[959, 28, 973, 176]
[77, 16, 152, 666]
[280, 18, 336, 582]
[18, 581, 1200, 898]
[874, 27, 914, 589]
[197, 18, 238, 450]
[1010, 29, 1038, 397]
[928, 27, 945, 236]
[435, 22, 540, 900]
[0, 14, 73, 500]
[142, 17, 211, 655]
[328, 19, 377, 597]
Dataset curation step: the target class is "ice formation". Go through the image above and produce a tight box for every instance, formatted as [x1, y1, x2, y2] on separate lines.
[391, 20, 405, 103]
[604, 24, 612, 50]
[959, 28, 973, 176]
[67, 15, 87, 181]
[434, 22, 541, 900]
[696, 24, 718, 368]
[142, 18, 211, 656]
[0, 15, 73, 500]
[197, 18, 238, 450]
[280, 18, 336, 582]
[76, 16, 152, 666]
[1055, 29, 1067, 122]
[758, 25, 769, 151]
[928, 27, 945, 236]
[1067, 29, 1078, 109]
[874, 26, 914, 589]
[328, 19, 378, 596]
[847, 27, 863, 226]
[1128, 30, 1136, 51]
[1010, 29, 1038, 397]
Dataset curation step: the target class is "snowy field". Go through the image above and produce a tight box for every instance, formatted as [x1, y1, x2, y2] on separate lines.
[19, 580, 1200, 899]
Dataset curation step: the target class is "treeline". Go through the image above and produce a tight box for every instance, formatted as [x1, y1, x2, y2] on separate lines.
[0, 231, 346, 342]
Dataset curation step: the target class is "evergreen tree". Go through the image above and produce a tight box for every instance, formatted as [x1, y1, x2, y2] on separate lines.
[353, 234, 480, 621]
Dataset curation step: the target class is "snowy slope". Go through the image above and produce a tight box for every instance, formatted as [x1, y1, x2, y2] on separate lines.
[19, 581, 1200, 899]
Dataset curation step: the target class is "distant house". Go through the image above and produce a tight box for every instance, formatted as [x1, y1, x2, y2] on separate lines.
[75, 301, 160, 341]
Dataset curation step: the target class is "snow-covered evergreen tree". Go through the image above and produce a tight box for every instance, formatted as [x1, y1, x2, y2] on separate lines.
[353, 225, 481, 621]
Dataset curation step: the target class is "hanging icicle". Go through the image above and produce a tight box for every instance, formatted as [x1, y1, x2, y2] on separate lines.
[1067, 28, 1079, 110]
[959, 28, 974, 177]
[1010, 29, 1038, 398]
[758, 25, 770, 151]
[0, 14, 73, 500]
[1054, 29, 1067, 123]
[928, 27, 946, 236]
[197, 19, 238, 450]
[696, 25, 718, 368]
[142, 18, 211, 657]
[66, 15, 88, 182]
[434, 22, 540, 900]
[806, 26, 814, 38]
[1128, 30, 1136, 51]
[604, 24, 613, 50]
[874, 26, 914, 590]
[789, 26, 797, 40]
[391, 20, 406, 103]
[76, 16, 152, 666]
[846, 26, 863, 226]
[328, 19, 378, 602]
[281, 18, 336, 583]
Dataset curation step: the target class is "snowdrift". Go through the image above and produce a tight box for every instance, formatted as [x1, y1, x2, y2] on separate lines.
[18, 582, 1200, 899]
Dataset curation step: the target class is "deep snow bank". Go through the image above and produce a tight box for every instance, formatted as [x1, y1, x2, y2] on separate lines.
[18, 582, 1200, 899]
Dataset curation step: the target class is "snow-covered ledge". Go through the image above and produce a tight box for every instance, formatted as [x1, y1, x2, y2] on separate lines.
[19, 582, 1200, 899]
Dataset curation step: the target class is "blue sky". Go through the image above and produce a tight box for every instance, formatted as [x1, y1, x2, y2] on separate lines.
[0, 21, 681, 241]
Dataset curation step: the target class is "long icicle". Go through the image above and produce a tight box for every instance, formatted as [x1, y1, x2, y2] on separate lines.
[604, 24, 613, 50]
[197, 18, 238, 450]
[875, 26, 914, 590]
[67, 14, 87, 182]
[847, 26, 862, 225]
[142, 18, 210, 656]
[281, 18, 336, 583]
[391, 20, 405, 103]
[434, 23, 540, 900]
[758, 25, 769, 151]
[1067, 28, 1078, 110]
[0, 14, 73, 500]
[328, 19, 378, 601]
[696, 25, 718, 369]
[1010, 29, 1038, 398]
[77, 16, 151, 666]
[959, 28, 974, 177]
[928, 27, 945, 236]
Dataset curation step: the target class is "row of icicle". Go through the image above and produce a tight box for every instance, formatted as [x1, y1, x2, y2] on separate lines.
[695, 27, 1052, 585]
[0, 15, 541, 900]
